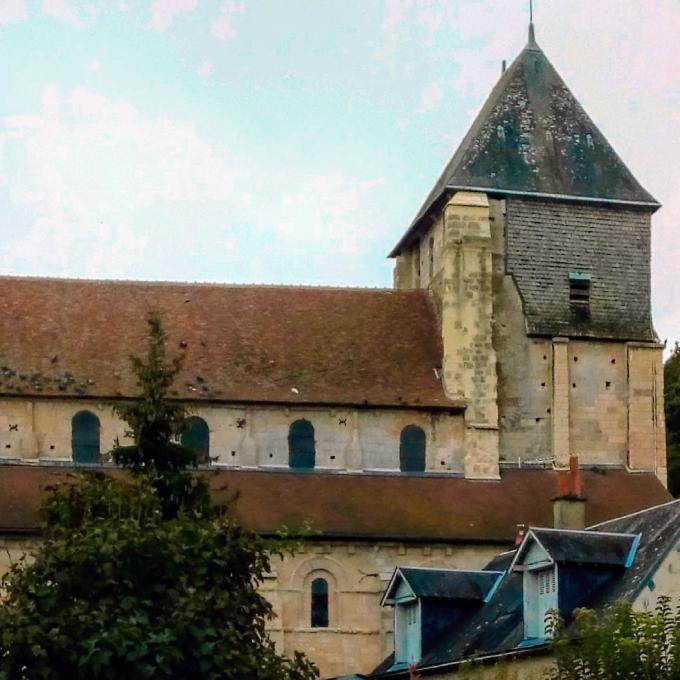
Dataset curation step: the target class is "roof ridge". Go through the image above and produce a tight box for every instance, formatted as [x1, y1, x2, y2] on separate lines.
[587, 498, 680, 530]
[0, 274, 422, 294]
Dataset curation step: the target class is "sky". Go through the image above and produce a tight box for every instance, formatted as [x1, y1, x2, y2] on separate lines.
[0, 0, 679, 345]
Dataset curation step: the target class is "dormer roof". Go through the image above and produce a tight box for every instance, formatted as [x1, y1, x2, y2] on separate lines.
[390, 29, 659, 256]
[381, 567, 504, 606]
[510, 527, 640, 571]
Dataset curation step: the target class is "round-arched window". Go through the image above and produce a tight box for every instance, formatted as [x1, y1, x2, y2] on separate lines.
[399, 425, 426, 472]
[181, 416, 210, 464]
[289, 419, 315, 470]
[71, 411, 101, 464]
[311, 577, 329, 628]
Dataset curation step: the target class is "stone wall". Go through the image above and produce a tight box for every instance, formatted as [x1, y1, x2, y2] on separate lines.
[568, 341, 627, 465]
[391, 190, 666, 481]
[267, 539, 504, 677]
[0, 530, 503, 679]
[0, 398, 466, 473]
[628, 344, 667, 479]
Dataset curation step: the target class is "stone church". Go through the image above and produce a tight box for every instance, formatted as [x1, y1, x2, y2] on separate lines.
[0, 23, 670, 678]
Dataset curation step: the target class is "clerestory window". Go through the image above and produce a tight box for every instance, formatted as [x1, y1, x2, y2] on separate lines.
[289, 419, 315, 469]
[71, 410, 101, 464]
[181, 416, 210, 464]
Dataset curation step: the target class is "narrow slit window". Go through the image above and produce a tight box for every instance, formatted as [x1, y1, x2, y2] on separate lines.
[311, 578, 329, 628]
[569, 272, 591, 305]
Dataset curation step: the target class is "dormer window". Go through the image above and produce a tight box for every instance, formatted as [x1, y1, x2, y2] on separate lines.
[381, 567, 505, 669]
[569, 272, 591, 305]
[525, 565, 558, 639]
[511, 528, 640, 643]
[397, 600, 421, 664]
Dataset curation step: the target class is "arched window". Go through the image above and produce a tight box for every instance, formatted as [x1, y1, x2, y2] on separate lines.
[181, 416, 210, 464]
[311, 577, 329, 628]
[399, 425, 426, 472]
[71, 411, 101, 464]
[288, 419, 315, 469]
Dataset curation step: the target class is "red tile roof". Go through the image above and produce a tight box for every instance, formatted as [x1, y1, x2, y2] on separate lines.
[1, 465, 671, 541]
[0, 277, 458, 409]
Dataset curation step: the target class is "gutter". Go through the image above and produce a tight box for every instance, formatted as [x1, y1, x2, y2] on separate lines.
[371, 643, 552, 678]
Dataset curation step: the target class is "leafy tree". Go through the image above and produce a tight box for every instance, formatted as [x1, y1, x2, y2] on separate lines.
[0, 312, 318, 680]
[665, 344, 680, 497]
[547, 598, 680, 680]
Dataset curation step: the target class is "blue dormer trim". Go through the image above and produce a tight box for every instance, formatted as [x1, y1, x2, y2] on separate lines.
[625, 534, 641, 568]
[484, 571, 506, 603]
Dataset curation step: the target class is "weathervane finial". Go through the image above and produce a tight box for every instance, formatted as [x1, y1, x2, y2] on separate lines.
[528, 0, 538, 47]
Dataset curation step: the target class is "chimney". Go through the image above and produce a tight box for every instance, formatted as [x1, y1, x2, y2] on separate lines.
[553, 455, 586, 530]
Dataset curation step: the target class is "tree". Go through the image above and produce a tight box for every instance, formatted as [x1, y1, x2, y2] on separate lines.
[0, 312, 318, 680]
[665, 344, 680, 496]
[547, 598, 680, 680]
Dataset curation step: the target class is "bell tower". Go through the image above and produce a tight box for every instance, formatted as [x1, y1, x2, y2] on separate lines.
[390, 22, 666, 484]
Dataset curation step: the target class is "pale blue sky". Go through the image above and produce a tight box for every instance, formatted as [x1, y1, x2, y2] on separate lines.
[1, 1, 679, 343]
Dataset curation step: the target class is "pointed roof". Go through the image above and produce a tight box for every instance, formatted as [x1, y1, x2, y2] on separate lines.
[390, 29, 659, 256]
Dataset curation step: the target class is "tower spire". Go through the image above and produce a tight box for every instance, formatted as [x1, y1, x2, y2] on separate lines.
[528, 0, 538, 48]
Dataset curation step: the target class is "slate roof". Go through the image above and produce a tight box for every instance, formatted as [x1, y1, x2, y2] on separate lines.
[523, 528, 638, 567]
[0, 276, 457, 409]
[390, 30, 658, 257]
[370, 499, 680, 677]
[383, 568, 503, 604]
[0, 463, 671, 542]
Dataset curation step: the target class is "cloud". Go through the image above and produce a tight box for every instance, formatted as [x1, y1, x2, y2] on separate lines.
[210, 1, 244, 40]
[417, 80, 445, 113]
[277, 174, 386, 256]
[150, 0, 197, 32]
[41, 0, 95, 28]
[87, 60, 99, 73]
[383, 0, 413, 41]
[0, 84, 250, 279]
[197, 60, 213, 77]
[0, 0, 27, 24]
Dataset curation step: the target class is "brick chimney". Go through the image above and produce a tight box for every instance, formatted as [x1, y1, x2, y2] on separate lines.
[553, 455, 586, 529]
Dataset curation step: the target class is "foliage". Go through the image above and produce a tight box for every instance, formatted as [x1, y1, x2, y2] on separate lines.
[0, 312, 318, 680]
[547, 598, 680, 680]
[665, 344, 680, 497]
[110, 311, 208, 519]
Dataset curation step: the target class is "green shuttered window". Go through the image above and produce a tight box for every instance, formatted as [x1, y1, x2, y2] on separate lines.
[399, 425, 426, 472]
[71, 410, 101, 464]
[289, 419, 315, 470]
[181, 416, 210, 464]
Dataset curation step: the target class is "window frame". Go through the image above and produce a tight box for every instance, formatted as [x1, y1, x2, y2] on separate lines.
[310, 577, 329, 628]
[288, 419, 316, 470]
[71, 410, 101, 464]
[399, 425, 427, 473]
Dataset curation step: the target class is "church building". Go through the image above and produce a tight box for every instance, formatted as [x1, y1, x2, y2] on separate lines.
[0, 22, 670, 678]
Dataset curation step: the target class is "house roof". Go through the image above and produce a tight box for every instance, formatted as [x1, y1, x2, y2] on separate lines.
[390, 30, 658, 257]
[0, 276, 457, 409]
[0, 464, 671, 542]
[382, 568, 504, 605]
[370, 499, 680, 677]
[514, 528, 638, 568]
